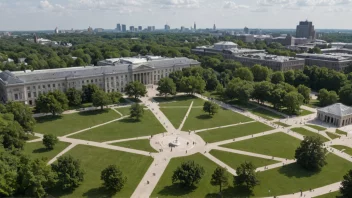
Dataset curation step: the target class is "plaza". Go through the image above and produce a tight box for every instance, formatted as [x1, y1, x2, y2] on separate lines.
[25, 86, 352, 198]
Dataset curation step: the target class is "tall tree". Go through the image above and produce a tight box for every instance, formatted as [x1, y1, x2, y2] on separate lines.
[252, 81, 273, 104]
[318, 89, 338, 106]
[108, 91, 123, 104]
[125, 81, 147, 99]
[271, 71, 285, 84]
[210, 166, 229, 193]
[42, 134, 58, 150]
[179, 76, 206, 94]
[234, 162, 259, 190]
[101, 165, 127, 192]
[92, 90, 111, 110]
[35, 92, 68, 116]
[130, 103, 144, 121]
[251, 64, 271, 82]
[283, 92, 304, 115]
[82, 84, 99, 103]
[0, 113, 26, 150]
[234, 67, 254, 81]
[284, 70, 295, 85]
[51, 155, 84, 190]
[169, 70, 184, 91]
[157, 77, 177, 97]
[203, 101, 219, 116]
[340, 170, 352, 198]
[297, 85, 311, 104]
[5, 101, 35, 132]
[339, 83, 352, 106]
[295, 136, 327, 171]
[65, 88, 82, 107]
[172, 161, 205, 188]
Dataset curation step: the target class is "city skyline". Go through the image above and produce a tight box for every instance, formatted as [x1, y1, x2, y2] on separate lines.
[1, 0, 352, 31]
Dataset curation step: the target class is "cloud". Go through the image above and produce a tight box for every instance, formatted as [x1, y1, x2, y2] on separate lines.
[38, 0, 65, 12]
[251, 7, 269, 12]
[157, 0, 202, 9]
[67, 0, 145, 10]
[223, 1, 249, 9]
[257, 0, 294, 6]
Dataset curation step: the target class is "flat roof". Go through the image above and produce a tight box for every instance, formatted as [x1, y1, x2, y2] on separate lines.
[237, 53, 303, 62]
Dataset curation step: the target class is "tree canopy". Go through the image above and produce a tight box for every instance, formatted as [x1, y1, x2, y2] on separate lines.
[101, 165, 127, 192]
[125, 81, 147, 99]
[157, 77, 177, 97]
[295, 136, 327, 171]
[172, 160, 205, 188]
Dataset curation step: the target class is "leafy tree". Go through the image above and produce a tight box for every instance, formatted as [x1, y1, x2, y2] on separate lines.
[82, 84, 99, 103]
[5, 101, 35, 132]
[51, 155, 84, 190]
[295, 136, 327, 171]
[108, 91, 123, 104]
[172, 161, 205, 188]
[210, 166, 229, 193]
[101, 165, 127, 192]
[268, 86, 287, 110]
[284, 70, 295, 85]
[252, 81, 273, 104]
[294, 71, 310, 87]
[42, 134, 58, 150]
[215, 84, 225, 95]
[234, 162, 259, 190]
[283, 92, 304, 115]
[271, 71, 285, 84]
[339, 83, 352, 106]
[0, 113, 26, 150]
[251, 64, 271, 82]
[318, 88, 338, 106]
[225, 78, 254, 103]
[340, 170, 352, 198]
[234, 67, 254, 81]
[92, 90, 111, 110]
[35, 91, 68, 116]
[125, 81, 147, 99]
[169, 70, 184, 91]
[179, 75, 206, 94]
[0, 151, 19, 196]
[297, 85, 311, 104]
[157, 77, 176, 97]
[66, 88, 82, 107]
[203, 101, 219, 116]
[130, 103, 144, 121]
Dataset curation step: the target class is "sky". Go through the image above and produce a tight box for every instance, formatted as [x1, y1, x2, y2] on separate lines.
[0, 0, 352, 31]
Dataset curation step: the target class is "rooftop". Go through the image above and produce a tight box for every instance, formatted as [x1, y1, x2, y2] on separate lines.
[296, 53, 352, 61]
[237, 53, 302, 62]
[214, 41, 237, 46]
[318, 103, 352, 117]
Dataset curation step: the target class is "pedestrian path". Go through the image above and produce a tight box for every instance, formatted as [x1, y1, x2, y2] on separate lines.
[195, 120, 256, 133]
[178, 101, 193, 130]
[103, 136, 151, 144]
[47, 143, 77, 165]
[202, 152, 237, 175]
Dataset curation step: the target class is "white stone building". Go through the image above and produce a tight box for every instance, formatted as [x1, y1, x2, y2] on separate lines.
[317, 103, 352, 127]
[0, 57, 199, 106]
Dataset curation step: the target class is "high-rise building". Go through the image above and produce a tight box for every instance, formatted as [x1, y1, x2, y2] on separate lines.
[244, 27, 249, 34]
[181, 26, 185, 31]
[116, 24, 121, 31]
[296, 20, 316, 40]
[122, 24, 126, 32]
[152, 26, 155, 31]
[213, 24, 216, 30]
[129, 26, 134, 32]
[54, 27, 59, 34]
[138, 26, 142, 31]
[194, 22, 196, 30]
[165, 24, 170, 30]
[147, 26, 152, 31]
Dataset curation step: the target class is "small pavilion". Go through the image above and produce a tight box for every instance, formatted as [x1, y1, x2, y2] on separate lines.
[317, 103, 352, 127]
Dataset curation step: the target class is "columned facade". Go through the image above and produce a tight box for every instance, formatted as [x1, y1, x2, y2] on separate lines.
[317, 103, 352, 127]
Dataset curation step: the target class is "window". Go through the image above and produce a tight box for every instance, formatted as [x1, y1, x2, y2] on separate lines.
[82, 81, 84, 84]
[29, 100, 33, 105]
[53, 84, 55, 88]
[111, 77, 113, 80]
[43, 85, 45, 88]
[27, 86, 30, 90]
[95, 79, 97, 82]
[91, 80, 93, 83]
[48, 84, 50, 88]
[14, 94, 18, 100]
[86, 80, 89, 83]
[33, 86, 36, 89]
[33, 92, 37, 97]
[28, 92, 31, 98]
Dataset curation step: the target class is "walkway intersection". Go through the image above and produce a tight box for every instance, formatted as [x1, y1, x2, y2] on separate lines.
[27, 87, 352, 198]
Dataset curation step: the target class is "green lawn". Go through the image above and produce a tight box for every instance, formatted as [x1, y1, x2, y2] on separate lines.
[252, 154, 351, 197]
[34, 109, 120, 136]
[23, 141, 71, 162]
[151, 153, 224, 197]
[70, 110, 165, 142]
[306, 124, 326, 131]
[209, 149, 278, 170]
[182, 107, 253, 131]
[336, 129, 348, 136]
[315, 191, 341, 198]
[331, 145, 352, 156]
[49, 145, 153, 198]
[114, 107, 131, 116]
[249, 107, 284, 121]
[68, 102, 93, 110]
[326, 132, 341, 140]
[155, 95, 205, 107]
[298, 109, 315, 116]
[274, 122, 290, 127]
[228, 100, 258, 110]
[160, 107, 188, 129]
[24, 133, 40, 141]
[126, 98, 142, 103]
[221, 132, 301, 159]
[111, 139, 156, 153]
[291, 128, 330, 142]
[198, 122, 273, 143]
[307, 99, 321, 108]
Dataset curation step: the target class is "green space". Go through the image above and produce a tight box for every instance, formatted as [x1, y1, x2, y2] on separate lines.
[306, 124, 326, 131]
[34, 109, 120, 136]
[50, 145, 153, 198]
[252, 154, 351, 197]
[315, 191, 341, 198]
[228, 100, 258, 110]
[126, 98, 142, 103]
[111, 139, 157, 153]
[298, 109, 315, 116]
[274, 122, 290, 127]
[155, 95, 205, 107]
[23, 141, 71, 162]
[331, 145, 352, 156]
[221, 132, 301, 159]
[291, 128, 330, 142]
[336, 129, 348, 136]
[307, 99, 320, 108]
[182, 107, 253, 131]
[160, 107, 188, 129]
[151, 153, 222, 197]
[198, 122, 273, 143]
[24, 133, 40, 141]
[68, 102, 93, 110]
[114, 107, 131, 116]
[326, 132, 340, 140]
[209, 149, 278, 170]
[70, 110, 165, 142]
[249, 107, 284, 121]
[202, 91, 222, 101]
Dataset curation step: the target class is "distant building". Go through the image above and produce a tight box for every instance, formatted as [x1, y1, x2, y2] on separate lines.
[54, 27, 59, 34]
[244, 27, 249, 34]
[87, 26, 93, 32]
[213, 41, 238, 50]
[152, 26, 155, 31]
[94, 28, 104, 33]
[181, 26, 185, 31]
[296, 20, 316, 40]
[317, 103, 352, 127]
[165, 24, 170, 30]
[138, 26, 142, 31]
[116, 24, 121, 31]
[234, 34, 255, 43]
[122, 24, 127, 32]
[296, 53, 352, 71]
[194, 22, 196, 31]
[213, 24, 216, 30]
[129, 26, 134, 32]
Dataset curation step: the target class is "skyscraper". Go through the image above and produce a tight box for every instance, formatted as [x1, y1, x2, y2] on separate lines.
[213, 24, 216, 30]
[116, 24, 121, 31]
[244, 27, 249, 34]
[138, 26, 142, 31]
[54, 27, 59, 34]
[296, 20, 316, 40]
[129, 26, 134, 32]
[165, 24, 170, 30]
[152, 26, 155, 31]
[194, 22, 196, 31]
[122, 24, 126, 32]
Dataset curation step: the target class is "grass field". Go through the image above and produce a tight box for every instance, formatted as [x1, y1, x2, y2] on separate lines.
[182, 107, 253, 131]
[68, 102, 93, 110]
[252, 154, 351, 197]
[306, 124, 326, 131]
[151, 153, 222, 197]
[336, 129, 348, 136]
[274, 122, 290, 127]
[209, 149, 278, 170]
[23, 141, 71, 162]
[291, 127, 330, 142]
[49, 145, 153, 198]
[220, 132, 301, 159]
[249, 107, 284, 121]
[160, 107, 188, 129]
[315, 191, 341, 198]
[331, 145, 352, 156]
[198, 122, 273, 143]
[70, 110, 165, 142]
[307, 99, 320, 108]
[34, 109, 120, 136]
[114, 107, 131, 116]
[326, 132, 341, 140]
[155, 95, 205, 107]
[24, 133, 40, 141]
[298, 109, 315, 116]
[111, 139, 156, 153]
